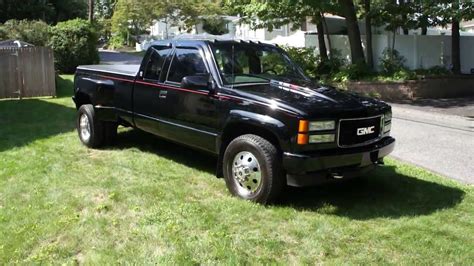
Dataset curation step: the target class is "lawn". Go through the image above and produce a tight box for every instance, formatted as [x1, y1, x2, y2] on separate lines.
[0, 75, 473, 264]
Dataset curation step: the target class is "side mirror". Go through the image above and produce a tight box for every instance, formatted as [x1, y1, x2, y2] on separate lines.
[181, 74, 216, 94]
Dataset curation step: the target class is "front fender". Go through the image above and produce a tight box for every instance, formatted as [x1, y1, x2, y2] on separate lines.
[222, 110, 291, 151]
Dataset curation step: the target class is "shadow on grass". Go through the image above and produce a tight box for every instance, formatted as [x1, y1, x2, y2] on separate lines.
[113, 129, 217, 175]
[0, 99, 76, 152]
[277, 169, 465, 220]
[112, 129, 465, 219]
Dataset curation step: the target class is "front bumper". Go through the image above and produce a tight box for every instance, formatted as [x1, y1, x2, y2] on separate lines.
[283, 137, 395, 187]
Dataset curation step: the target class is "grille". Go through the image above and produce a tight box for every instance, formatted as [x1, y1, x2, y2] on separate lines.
[338, 116, 382, 147]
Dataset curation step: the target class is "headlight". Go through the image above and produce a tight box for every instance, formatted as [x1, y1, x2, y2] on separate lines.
[309, 134, 335, 143]
[384, 111, 392, 122]
[383, 122, 391, 133]
[309, 121, 335, 131]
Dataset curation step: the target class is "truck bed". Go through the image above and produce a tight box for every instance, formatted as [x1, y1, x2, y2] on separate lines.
[77, 64, 140, 77]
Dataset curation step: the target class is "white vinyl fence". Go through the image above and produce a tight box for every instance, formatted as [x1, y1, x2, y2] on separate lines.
[306, 34, 474, 74]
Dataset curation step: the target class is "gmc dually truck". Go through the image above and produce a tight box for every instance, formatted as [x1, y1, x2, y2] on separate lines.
[73, 39, 395, 203]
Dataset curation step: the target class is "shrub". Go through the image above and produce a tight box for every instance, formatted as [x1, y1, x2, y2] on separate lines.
[380, 48, 406, 74]
[1, 19, 50, 46]
[416, 66, 451, 76]
[0, 25, 7, 40]
[317, 49, 346, 77]
[332, 62, 371, 82]
[283, 46, 318, 79]
[283, 47, 346, 79]
[49, 19, 99, 73]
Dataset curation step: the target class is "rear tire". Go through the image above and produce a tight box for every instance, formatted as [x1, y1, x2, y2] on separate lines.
[77, 104, 104, 148]
[223, 134, 284, 204]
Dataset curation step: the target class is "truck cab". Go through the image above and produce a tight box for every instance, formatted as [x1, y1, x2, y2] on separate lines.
[73, 39, 395, 204]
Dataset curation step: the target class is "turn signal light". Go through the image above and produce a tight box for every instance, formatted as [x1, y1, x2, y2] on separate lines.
[297, 133, 309, 145]
[298, 120, 309, 133]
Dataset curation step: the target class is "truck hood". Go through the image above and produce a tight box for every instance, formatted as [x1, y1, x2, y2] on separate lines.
[232, 78, 390, 118]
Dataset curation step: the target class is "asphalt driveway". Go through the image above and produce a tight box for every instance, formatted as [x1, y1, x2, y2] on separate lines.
[390, 98, 474, 184]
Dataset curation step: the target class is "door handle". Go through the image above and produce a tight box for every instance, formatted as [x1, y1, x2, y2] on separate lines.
[159, 90, 167, 99]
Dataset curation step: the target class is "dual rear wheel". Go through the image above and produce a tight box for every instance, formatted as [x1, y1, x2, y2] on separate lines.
[77, 104, 117, 148]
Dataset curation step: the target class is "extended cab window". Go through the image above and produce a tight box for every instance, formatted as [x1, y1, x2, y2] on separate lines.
[144, 46, 172, 81]
[167, 48, 208, 83]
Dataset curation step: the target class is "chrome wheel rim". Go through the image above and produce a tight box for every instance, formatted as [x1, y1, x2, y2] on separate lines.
[232, 151, 262, 195]
[79, 114, 91, 142]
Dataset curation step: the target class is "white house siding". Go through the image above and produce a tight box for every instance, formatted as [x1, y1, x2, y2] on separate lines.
[306, 34, 474, 74]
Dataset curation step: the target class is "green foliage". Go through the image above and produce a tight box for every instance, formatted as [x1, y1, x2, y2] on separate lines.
[1, 20, 50, 46]
[283, 47, 345, 79]
[0, 0, 87, 24]
[317, 49, 346, 77]
[380, 48, 407, 74]
[283, 47, 318, 79]
[332, 62, 371, 83]
[415, 66, 451, 76]
[0, 25, 7, 40]
[201, 16, 229, 35]
[110, 0, 223, 48]
[49, 19, 99, 74]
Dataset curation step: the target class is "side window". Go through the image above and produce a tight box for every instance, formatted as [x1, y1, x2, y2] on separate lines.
[167, 48, 208, 83]
[144, 46, 172, 81]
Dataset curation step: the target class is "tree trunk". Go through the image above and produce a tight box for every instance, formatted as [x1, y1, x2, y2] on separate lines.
[400, 0, 409, 35]
[88, 0, 94, 23]
[315, 14, 328, 62]
[451, 19, 461, 74]
[339, 0, 365, 64]
[364, 0, 373, 69]
[322, 14, 333, 54]
[421, 26, 427, 35]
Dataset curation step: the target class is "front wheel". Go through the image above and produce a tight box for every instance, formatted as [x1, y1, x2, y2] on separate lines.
[223, 134, 284, 204]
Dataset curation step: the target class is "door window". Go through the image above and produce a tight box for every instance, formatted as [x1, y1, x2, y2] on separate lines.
[144, 46, 172, 81]
[167, 48, 208, 83]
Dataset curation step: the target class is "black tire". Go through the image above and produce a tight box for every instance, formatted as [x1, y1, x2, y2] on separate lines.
[223, 134, 284, 204]
[76, 104, 104, 148]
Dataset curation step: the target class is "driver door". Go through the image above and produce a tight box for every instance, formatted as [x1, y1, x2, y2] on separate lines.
[159, 47, 219, 153]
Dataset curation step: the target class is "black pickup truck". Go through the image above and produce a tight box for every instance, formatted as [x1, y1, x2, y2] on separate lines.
[73, 39, 395, 203]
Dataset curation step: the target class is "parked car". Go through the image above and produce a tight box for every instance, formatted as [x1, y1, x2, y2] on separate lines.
[73, 39, 395, 203]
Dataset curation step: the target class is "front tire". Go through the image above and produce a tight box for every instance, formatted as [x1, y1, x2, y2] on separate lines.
[223, 134, 284, 204]
[77, 104, 104, 148]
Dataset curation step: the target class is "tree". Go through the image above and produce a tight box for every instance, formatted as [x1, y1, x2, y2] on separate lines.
[224, 1, 336, 62]
[338, 0, 365, 64]
[0, 0, 88, 24]
[110, 0, 222, 47]
[420, 0, 474, 74]
[89, 0, 94, 23]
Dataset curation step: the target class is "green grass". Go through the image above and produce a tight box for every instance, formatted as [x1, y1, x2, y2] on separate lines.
[0, 75, 473, 264]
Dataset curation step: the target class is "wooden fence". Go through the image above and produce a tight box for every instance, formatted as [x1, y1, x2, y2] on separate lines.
[0, 47, 56, 99]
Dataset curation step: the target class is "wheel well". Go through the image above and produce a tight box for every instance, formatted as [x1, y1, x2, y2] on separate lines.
[216, 122, 281, 178]
[74, 92, 92, 109]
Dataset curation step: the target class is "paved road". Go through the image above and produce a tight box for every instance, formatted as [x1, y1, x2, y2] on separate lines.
[390, 100, 474, 184]
[99, 50, 142, 65]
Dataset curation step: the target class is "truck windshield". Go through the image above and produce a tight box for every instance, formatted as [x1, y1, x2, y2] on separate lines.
[210, 43, 309, 85]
